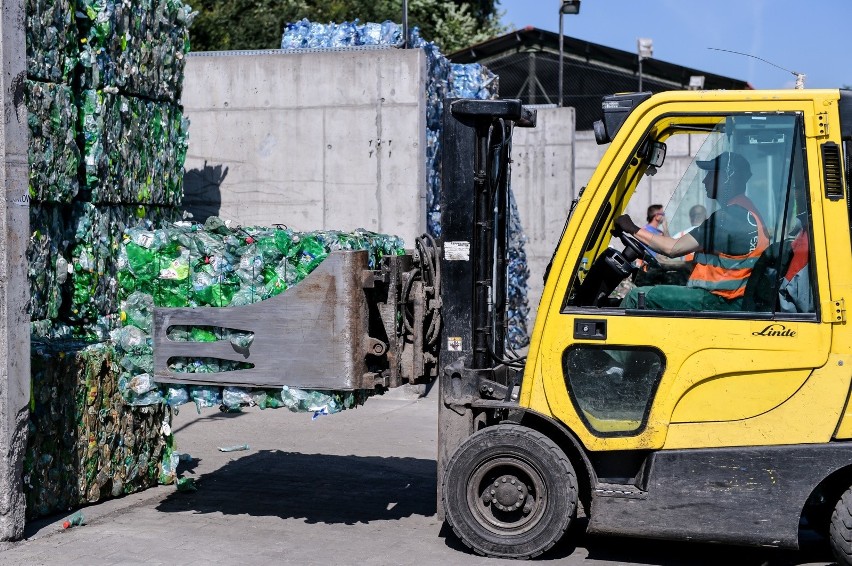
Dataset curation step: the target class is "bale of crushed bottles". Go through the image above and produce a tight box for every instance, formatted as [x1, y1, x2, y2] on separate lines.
[65, 203, 183, 329]
[79, 90, 189, 205]
[76, 0, 195, 102]
[280, 21, 529, 348]
[28, 204, 69, 322]
[28, 204, 182, 342]
[507, 192, 531, 348]
[26, 80, 80, 203]
[111, 218, 403, 412]
[24, 340, 169, 519]
[280, 20, 403, 49]
[25, 0, 77, 83]
[23, 0, 194, 518]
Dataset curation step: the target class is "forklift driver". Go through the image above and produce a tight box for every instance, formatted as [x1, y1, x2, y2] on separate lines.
[614, 152, 770, 311]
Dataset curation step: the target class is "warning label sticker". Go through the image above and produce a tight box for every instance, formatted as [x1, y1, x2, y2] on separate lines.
[444, 241, 470, 261]
[448, 337, 463, 352]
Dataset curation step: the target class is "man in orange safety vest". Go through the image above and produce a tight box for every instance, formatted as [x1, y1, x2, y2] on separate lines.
[615, 151, 769, 311]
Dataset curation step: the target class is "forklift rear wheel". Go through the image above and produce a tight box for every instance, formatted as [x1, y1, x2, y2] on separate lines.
[830, 486, 852, 565]
[443, 424, 577, 559]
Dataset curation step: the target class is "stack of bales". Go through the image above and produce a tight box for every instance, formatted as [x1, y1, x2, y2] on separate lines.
[24, 0, 194, 518]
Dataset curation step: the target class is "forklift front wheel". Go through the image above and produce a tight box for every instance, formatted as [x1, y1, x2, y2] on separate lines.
[443, 424, 577, 559]
[830, 486, 852, 565]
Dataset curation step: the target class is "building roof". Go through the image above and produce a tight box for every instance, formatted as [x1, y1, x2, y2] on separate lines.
[450, 27, 752, 130]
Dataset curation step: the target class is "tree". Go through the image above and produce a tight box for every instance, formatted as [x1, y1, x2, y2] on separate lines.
[188, 0, 506, 54]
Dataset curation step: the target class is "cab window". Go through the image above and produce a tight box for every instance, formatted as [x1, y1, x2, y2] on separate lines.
[565, 113, 815, 317]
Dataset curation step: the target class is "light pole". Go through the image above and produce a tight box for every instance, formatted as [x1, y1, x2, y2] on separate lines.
[637, 37, 653, 92]
[558, 0, 581, 107]
[402, 0, 409, 48]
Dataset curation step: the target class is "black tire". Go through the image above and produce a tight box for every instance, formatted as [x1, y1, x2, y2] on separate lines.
[442, 424, 578, 559]
[831, 487, 852, 565]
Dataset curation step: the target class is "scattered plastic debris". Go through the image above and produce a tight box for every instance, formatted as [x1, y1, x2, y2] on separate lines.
[217, 444, 250, 453]
[175, 477, 197, 492]
[62, 511, 85, 529]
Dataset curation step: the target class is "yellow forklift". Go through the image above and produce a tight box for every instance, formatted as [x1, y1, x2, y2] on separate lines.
[436, 89, 852, 561]
[153, 89, 852, 561]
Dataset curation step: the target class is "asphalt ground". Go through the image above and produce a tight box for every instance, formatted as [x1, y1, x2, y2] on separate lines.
[0, 385, 838, 565]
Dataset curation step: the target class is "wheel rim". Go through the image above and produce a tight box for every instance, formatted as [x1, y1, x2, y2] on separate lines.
[466, 455, 547, 535]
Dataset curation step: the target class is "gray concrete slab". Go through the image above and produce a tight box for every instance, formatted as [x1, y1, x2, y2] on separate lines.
[0, 385, 833, 565]
[0, 0, 31, 541]
[181, 49, 427, 247]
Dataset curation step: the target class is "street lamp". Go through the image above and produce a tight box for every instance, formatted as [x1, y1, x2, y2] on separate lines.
[402, 0, 409, 48]
[637, 37, 653, 92]
[558, 0, 581, 107]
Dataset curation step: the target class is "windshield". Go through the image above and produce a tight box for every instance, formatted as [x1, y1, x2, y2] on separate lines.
[664, 114, 804, 243]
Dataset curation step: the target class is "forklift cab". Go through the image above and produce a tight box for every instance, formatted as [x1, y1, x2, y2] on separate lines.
[571, 109, 815, 313]
[531, 93, 838, 444]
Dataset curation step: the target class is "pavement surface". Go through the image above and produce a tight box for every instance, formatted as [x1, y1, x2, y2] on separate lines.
[0, 385, 839, 565]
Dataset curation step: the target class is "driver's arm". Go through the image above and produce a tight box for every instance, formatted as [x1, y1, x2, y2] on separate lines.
[635, 229, 700, 258]
[614, 213, 702, 258]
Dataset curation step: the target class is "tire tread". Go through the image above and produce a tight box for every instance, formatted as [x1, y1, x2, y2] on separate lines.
[830, 487, 852, 564]
[442, 424, 578, 559]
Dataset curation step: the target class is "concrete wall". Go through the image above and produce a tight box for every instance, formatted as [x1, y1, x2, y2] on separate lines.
[510, 107, 576, 324]
[0, 0, 31, 540]
[181, 49, 427, 246]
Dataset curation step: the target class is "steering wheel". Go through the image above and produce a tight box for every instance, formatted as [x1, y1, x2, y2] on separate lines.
[619, 231, 661, 269]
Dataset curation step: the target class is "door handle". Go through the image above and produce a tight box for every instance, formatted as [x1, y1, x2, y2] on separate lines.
[574, 319, 607, 340]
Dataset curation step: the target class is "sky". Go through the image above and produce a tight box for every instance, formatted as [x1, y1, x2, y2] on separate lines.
[497, 0, 851, 90]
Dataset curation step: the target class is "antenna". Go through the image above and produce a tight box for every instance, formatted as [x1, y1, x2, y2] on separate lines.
[708, 47, 805, 89]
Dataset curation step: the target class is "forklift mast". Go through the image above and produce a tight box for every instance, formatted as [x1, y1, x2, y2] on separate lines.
[436, 99, 536, 512]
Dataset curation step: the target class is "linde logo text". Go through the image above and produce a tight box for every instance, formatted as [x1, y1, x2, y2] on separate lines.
[752, 324, 796, 337]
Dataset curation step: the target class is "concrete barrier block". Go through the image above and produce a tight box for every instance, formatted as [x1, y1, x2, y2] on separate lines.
[182, 50, 426, 246]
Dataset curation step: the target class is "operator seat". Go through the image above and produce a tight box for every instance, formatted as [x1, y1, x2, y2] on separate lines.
[741, 243, 782, 311]
[741, 236, 811, 313]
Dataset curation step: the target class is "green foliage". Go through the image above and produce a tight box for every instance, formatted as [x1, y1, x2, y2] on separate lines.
[410, 0, 505, 53]
[188, 0, 506, 53]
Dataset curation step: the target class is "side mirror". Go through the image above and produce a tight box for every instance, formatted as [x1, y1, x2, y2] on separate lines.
[648, 141, 667, 167]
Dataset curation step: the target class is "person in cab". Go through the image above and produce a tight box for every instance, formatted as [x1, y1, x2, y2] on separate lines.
[615, 151, 769, 311]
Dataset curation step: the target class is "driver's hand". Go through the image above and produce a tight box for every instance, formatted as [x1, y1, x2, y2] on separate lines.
[614, 214, 640, 235]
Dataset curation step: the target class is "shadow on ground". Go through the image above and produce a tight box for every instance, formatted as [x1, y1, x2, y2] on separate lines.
[579, 531, 835, 566]
[156, 450, 436, 524]
[440, 517, 836, 564]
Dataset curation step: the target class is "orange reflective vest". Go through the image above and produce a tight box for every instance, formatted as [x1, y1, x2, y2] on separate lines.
[687, 195, 769, 300]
